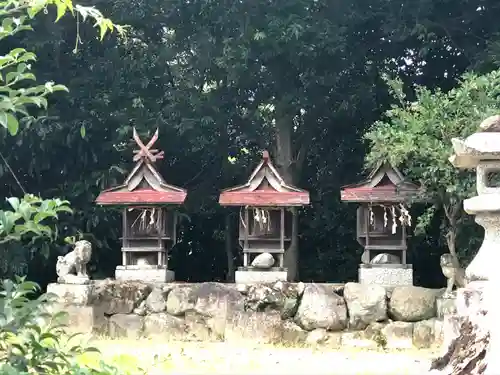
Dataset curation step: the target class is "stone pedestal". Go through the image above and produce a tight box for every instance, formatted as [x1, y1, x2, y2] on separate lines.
[46, 282, 93, 305]
[46, 282, 106, 334]
[358, 264, 413, 287]
[235, 268, 287, 283]
[115, 265, 175, 283]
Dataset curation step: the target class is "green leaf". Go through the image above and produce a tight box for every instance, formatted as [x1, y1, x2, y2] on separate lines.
[64, 236, 76, 244]
[5, 71, 19, 84]
[27, 5, 44, 19]
[6, 197, 20, 211]
[100, 25, 107, 41]
[33, 211, 56, 224]
[80, 124, 86, 138]
[55, 205, 73, 214]
[51, 84, 69, 92]
[6, 112, 18, 135]
[56, 2, 67, 22]
[0, 210, 14, 235]
[0, 112, 7, 129]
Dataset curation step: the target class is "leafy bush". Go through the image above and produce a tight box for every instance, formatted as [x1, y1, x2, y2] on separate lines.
[0, 195, 72, 243]
[0, 277, 124, 375]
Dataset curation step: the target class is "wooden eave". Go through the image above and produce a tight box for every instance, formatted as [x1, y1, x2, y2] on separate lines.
[95, 159, 186, 206]
[219, 151, 310, 207]
[340, 161, 422, 203]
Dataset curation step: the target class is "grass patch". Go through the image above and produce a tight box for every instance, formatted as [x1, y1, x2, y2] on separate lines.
[82, 337, 438, 375]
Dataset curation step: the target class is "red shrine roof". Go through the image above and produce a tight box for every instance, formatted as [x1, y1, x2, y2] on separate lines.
[219, 150, 310, 207]
[95, 128, 187, 206]
[340, 162, 422, 203]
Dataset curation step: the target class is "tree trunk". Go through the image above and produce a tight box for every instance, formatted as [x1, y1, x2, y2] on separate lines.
[275, 103, 298, 281]
[225, 214, 235, 282]
[444, 202, 461, 268]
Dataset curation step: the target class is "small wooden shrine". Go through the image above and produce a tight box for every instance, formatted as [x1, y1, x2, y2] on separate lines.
[95, 128, 186, 282]
[219, 150, 309, 282]
[340, 162, 422, 285]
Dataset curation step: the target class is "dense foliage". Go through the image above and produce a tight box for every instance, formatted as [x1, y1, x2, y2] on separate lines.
[0, 1, 131, 374]
[0, 0, 122, 280]
[365, 70, 500, 264]
[0, 0, 499, 287]
[0, 278, 125, 375]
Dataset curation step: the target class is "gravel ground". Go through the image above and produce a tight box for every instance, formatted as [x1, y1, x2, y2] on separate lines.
[92, 340, 436, 375]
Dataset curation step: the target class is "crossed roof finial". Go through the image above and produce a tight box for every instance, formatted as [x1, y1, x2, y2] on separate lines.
[132, 127, 164, 163]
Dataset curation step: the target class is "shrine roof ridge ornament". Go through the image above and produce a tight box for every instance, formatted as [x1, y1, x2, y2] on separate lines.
[132, 127, 164, 163]
[218, 149, 310, 207]
[95, 127, 187, 206]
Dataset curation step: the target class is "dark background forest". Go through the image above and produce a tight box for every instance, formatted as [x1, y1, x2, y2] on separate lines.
[1, 0, 499, 289]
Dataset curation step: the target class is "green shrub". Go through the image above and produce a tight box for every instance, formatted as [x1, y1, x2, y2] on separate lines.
[0, 277, 124, 375]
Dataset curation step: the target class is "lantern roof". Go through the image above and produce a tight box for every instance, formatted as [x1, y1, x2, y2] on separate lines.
[95, 128, 186, 206]
[219, 150, 309, 207]
[340, 161, 422, 203]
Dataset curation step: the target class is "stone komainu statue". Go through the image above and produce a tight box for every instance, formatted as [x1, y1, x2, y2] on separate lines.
[440, 253, 466, 296]
[56, 240, 92, 282]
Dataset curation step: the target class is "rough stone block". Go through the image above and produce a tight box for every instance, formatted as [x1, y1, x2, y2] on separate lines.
[46, 283, 92, 305]
[92, 280, 151, 315]
[109, 314, 143, 338]
[359, 266, 413, 287]
[184, 311, 215, 341]
[325, 332, 343, 348]
[294, 283, 347, 331]
[413, 319, 435, 348]
[344, 282, 387, 330]
[235, 270, 287, 284]
[224, 310, 283, 344]
[305, 328, 328, 345]
[143, 313, 187, 339]
[341, 330, 379, 349]
[115, 267, 175, 283]
[381, 321, 414, 349]
[437, 295, 457, 318]
[281, 321, 307, 344]
[389, 286, 438, 321]
[49, 304, 105, 334]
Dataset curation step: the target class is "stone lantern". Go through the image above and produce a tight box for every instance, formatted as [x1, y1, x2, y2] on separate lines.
[431, 115, 500, 374]
[449, 122, 500, 284]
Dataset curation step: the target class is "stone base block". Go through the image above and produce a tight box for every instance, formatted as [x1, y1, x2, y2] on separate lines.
[109, 313, 144, 338]
[358, 265, 413, 287]
[437, 295, 457, 318]
[115, 266, 174, 283]
[49, 303, 106, 334]
[235, 270, 287, 284]
[381, 321, 414, 349]
[46, 283, 93, 305]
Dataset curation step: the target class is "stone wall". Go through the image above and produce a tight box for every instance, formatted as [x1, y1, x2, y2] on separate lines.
[47, 280, 451, 349]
